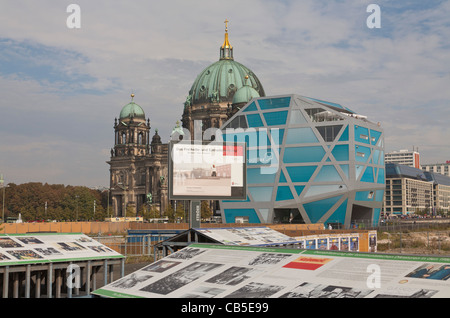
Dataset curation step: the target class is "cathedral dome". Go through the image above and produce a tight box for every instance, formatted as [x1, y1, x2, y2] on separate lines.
[232, 75, 260, 105]
[119, 94, 145, 120]
[185, 21, 265, 107]
[188, 60, 264, 105]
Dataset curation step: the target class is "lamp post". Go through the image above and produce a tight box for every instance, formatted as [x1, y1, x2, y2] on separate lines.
[0, 174, 4, 223]
[107, 188, 110, 218]
[75, 195, 79, 222]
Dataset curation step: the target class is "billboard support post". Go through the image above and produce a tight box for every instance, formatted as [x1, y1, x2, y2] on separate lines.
[190, 200, 201, 229]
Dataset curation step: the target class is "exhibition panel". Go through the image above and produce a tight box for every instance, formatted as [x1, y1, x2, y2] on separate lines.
[93, 243, 450, 298]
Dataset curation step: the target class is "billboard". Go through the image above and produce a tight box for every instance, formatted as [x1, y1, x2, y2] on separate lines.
[168, 141, 246, 200]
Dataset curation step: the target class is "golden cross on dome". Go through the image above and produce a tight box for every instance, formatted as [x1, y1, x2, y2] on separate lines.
[224, 19, 229, 32]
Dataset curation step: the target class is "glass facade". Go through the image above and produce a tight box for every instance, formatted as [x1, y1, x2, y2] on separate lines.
[219, 94, 385, 227]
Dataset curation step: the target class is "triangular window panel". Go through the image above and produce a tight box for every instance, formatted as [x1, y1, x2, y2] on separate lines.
[258, 209, 270, 223]
[323, 199, 348, 225]
[304, 185, 347, 198]
[332, 144, 349, 161]
[276, 186, 294, 201]
[370, 129, 382, 145]
[263, 111, 288, 126]
[248, 187, 273, 202]
[339, 125, 349, 141]
[246, 113, 264, 128]
[355, 145, 371, 163]
[356, 165, 365, 180]
[270, 128, 284, 146]
[279, 170, 287, 183]
[315, 125, 343, 142]
[340, 164, 349, 179]
[294, 185, 305, 196]
[224, 115, 248, 129]
[258, 97, 291, 110]
[289, 109, 308, 125]
[373, 149, 380, 165]
[286, 127, 319, 144]
[314, 165, 343, 182]
[243, 101, 258, 112]
[286, 166, 318, 182]
[377, 168, 385, 184]
[360, 166, 374, 183]
[303, 195, 343, 223]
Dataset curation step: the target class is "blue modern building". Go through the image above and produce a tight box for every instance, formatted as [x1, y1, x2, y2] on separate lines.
[219, 94, 385, 228]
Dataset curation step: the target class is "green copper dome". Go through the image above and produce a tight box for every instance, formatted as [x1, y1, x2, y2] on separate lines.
[185, 23, 265, 107]
[232, 76, 260, 104]
[119, 95, 145, 120]
[187, 60, 265, 106]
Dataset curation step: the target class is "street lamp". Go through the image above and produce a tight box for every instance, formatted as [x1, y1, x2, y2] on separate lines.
[75, 194, 79, 222]
[0, 173, 4, 223]
[0, 174, 9, 223]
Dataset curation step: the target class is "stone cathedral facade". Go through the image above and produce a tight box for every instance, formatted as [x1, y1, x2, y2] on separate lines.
[107, 94, 169, 217]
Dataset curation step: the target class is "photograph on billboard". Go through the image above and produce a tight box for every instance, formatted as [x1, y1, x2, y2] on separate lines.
[169, 141, 246, 200]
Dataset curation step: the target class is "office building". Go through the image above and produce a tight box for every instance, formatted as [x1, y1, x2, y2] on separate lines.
[385, 149, 420, 169]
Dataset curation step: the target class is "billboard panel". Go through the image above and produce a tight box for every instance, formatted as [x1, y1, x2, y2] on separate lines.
[169, 141, 246, 200]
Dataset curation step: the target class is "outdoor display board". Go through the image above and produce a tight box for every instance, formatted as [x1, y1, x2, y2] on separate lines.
[194, 227, 302, 246]
[93, 243, 450, 298]
[295, 234, 360, 252]
[168, 141, 247, 200]
[0, 233, 123, 266]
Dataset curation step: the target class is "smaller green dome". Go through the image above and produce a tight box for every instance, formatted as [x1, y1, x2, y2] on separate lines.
[232, 77, 260, 104]
[119, 95, 145, 120]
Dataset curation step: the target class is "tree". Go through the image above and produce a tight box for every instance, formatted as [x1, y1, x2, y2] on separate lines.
[175, 202, 186, 223]
[148, 206, 161, 220]
[125, 205, 136, 217]
[1, 182, 114, 222]
[201, 201, 212, 220]
[164, 203, 176, 222]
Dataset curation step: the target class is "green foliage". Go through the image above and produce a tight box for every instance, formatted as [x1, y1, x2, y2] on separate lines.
[164, 203, 185, 222]
[164, 203, 176, 222]
[125, 205, 136, 217]
[1, 182, 108, 222]
[201, 200, 212, 219]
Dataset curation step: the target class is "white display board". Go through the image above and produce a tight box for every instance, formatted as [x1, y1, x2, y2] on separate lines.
[0, 233, 123, 265]
[194, 227, 301, 246]
[93, 244, 450, 298]
[169, 141, 247, 200]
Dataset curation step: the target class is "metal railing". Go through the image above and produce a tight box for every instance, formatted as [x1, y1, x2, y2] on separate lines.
[377, 231, 450, 255]
[328, 218, 450, 232]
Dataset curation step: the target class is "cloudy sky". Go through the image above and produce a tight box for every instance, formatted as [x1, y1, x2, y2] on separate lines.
[0, 0, 449, 187]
